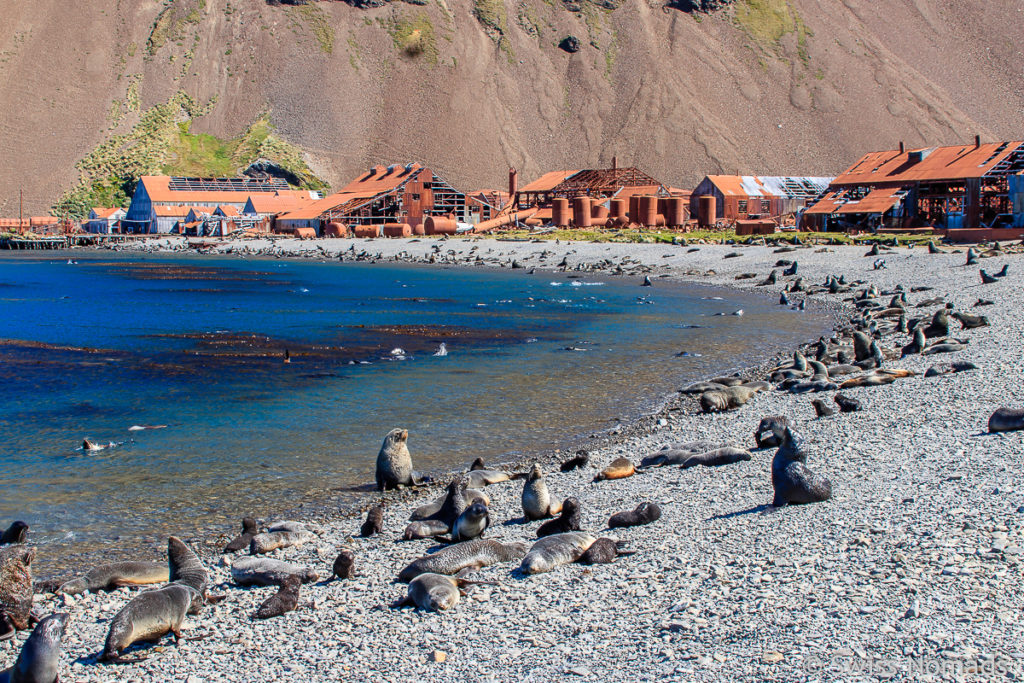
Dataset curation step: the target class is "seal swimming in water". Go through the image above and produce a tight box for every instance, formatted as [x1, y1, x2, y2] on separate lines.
[754, 417, 792, 448]
[100, 583, 203, 663]
[679, 447, 752, 469]
[392, 573, 495, 612]
[0, 545, 34, 641]
[230, 557, 319, 587]
[332, 548, 355, 580]
[522, 464, 561, 521]
[608, 502, 662, 528]
[375, 428, 428, 491]
[578, 538, 633, 565]
[402, 520, 450, 540]
[771, 427, 832, 507]
[989, 407, 1024, 433]
[451, 502, 490, 542]
[223, 518, 258, 553]
[249, 529, 317, 555]
[0, 523, 27, 547]
[593, 457, 635, 482]
[398, 539, 529, 583]
[0, 612, 69, 683]
[360, 506, 384, 537]
[519, 532, 597, 575]
[254, 575, 300, 620]
[536, 498, 581, 538]
[56, 562, 169, 596]
[559, 450, 589, 472]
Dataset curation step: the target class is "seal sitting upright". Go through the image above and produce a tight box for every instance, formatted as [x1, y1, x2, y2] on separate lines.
[375, 429, 428, 491]
[771, 426, 832, 507]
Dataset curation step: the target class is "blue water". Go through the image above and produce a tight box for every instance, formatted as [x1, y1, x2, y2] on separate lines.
[0, 252, 828, 571]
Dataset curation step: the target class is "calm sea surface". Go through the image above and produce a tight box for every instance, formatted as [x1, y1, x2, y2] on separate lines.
[0, 251, 829, 572]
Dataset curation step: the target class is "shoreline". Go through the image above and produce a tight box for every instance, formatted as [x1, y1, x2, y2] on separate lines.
[6, 236, 1024, 681]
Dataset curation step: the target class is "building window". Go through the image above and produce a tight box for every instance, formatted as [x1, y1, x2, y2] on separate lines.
[738, 200, 748, 213]
[411, 193, 421, 201]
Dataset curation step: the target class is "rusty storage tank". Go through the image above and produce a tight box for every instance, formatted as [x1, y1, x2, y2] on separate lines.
[382, 223, 412, 238]
[638, 195, 658, 228]
[425, 216, 458, 235]
[572, 197, 592, 228]
[609, 198, 627, 221]
[665, 197, 687, 228]
[324, 222, 349, 238]
[698, 195, 716, 229]
[628, 196, 641, 225]
[591, 201, 609, 221]
[353, 224, 382, 238]
[294, 227, 316, 240]
[412, 222, 426, 236]
[552, 198, 570, 228]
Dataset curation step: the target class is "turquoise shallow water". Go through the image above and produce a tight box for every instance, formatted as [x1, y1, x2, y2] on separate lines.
[0, 251, 828, 571]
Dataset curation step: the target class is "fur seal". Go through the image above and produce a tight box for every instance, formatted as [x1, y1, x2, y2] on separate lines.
[360, 506, 384, 537]
[980, 269, 998, 284]
[559, 450, 589, 472]
[167, 537, 208, 598]
[0, 612, 68, 683]
[834, 394, 861, 412]
[223, 518, 258, 553]
[577, 538, 633, 565]
[989, 407, 1024, 433]
[249, 530, 317, 555]
[451, 502, 490, 542]
[593, 457, 635, 482]
[680, 381, 727, 395]
[639, 440, 722, 468]
[902, 328, 925, 357]
[266, 521, 308, 533]
[0, 545, 35, 641]
[467, 458, 524, 487]
[57, 562, 169, 596]
[101, 583, 203, 663]
[254, 575, 300, 620]
[409, 482, 487, 522]
[0, 523, 27, 547]
[402, 520, 450, 540]
[754, 416, 792, 448]
[519, 532, 597, 575]
[699, 385, 761, 413]
[421, 476, 470, 530]
[771, 426, 832, 507]
[522, 464, 561, 520]
[608, 502, 662, 528]
[230, 557, 319, 587]
[332, 548, 355, 580]
[679, 447, 752, 469]
[536, 498, 581, 538]
[392, 573, 493, 611]
[375, 428, 427, 491]
[398, 539, 529, 583]
[924, 361, 978, 377]
[811, 398, 836, 418]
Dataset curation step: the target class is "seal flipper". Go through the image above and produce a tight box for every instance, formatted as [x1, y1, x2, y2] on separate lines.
[390, 595, 415, 609]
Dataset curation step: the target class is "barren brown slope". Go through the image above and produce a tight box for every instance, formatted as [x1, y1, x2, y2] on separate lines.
[0, 0, 1021, 215]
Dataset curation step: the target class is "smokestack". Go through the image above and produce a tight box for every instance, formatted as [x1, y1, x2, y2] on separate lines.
[508, 168, 518, 200]
[975, 134, 981, 148]
[611, 155, 617, 170]
[899, 141, 904, 154]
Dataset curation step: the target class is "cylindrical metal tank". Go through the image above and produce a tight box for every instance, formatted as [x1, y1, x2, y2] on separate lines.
[412, 222, 426, 236]
[591, 202, 609, 221]
[352, 224, 382, 238]
[609, 198, 627, 220]
[424, 216, 458, 235]
[382, 223, 412, 238]
[666, 197, 687, 228]
[552, 198, 570, 228]
[324, 222, 349, 238]
[572, 197, 592, 228]
[638, 195, 658, 228]
[698, 195, 716, 228]
[628, 196, 641, 225]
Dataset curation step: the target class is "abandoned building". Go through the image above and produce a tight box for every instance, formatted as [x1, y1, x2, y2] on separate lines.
[802, 138, 1024, 238]
[690, 175, 833, 228]
[84, 207, 126, 234]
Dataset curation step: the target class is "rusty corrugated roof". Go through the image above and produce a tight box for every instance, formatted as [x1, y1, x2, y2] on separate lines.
[832, 141, 1024, 186]
[519, 170, 581, 193]
[804, 188, 904, 215]
[139, 176, 299, 204]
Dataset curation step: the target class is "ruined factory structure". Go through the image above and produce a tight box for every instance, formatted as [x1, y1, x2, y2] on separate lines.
[689, 175, 833, 233]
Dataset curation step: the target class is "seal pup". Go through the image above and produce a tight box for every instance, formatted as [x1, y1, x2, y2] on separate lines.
[679, 448, 751, 469]
[989, 407, 1024, 433]
[375, 428, 427, 491]
[230, 557, 318, 587]
[901, 328, 925, 357]
[980, 269, 998, 284]
[392, 573, 495, 612]
[522, 464, 561, 521]
[608, 502, 662, 528]
[167, 536, 207, 598]
[924, 361, 978, 377]
[577, 538, 634, 565]
[0, 612, 69, 683]
[593, 457, 636, 482]
[974, 298, 994, 307]
[467, 458, 525, 487]
[833, 394, 861, 413]
[951, 311, 989, 329]
[332, 548, 355, 580]
[398, 539, 529, 583]
[771, 426, 832, 507]
[754, 417, 791, 448]
[421, 477, 470, 530]
[0, 523, 27, 547]
[449, 502, 490, 542]
[0, 545, 35, 641]
[360, 506, 384, 537]
[402, 520, 450, 540]
[639, 440, 723, 468]
[559, 450, 589, 472]
[56, 562, 169, 596]
[536, 498, 581, 538]
[519, 532, 597, 575]
[223, 518, 258, 553]
[409, 487, 488, 521]
[254, 575, 300, 620]
[100, 583, 203, 663]
[249, 529, 317, 555]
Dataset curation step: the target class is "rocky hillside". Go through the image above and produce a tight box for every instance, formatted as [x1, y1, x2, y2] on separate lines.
[0, 0, 1021, 215]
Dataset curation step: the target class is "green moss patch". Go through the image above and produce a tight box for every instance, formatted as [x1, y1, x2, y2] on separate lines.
[389, 12, 438, 62]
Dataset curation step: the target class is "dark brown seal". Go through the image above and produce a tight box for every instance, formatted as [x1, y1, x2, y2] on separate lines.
[223, 517, 258, 553]
[0, 545, 35, 641]
[333, 547, 355, 580]
[577, 538, 634, 565]
[608, 502, 661, 528]
[1, 612, 68, 683]
[771, 427, 832, 507]
[536, 498, 581, 538]
[360, 506, 384, 537]
[255, 575, 301, 619]
[0, 522, 28, 546]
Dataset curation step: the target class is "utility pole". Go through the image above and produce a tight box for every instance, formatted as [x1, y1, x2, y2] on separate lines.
[19, 188, 23, 234]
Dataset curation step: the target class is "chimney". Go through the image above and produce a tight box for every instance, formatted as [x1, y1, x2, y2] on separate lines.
[975, 134, 981, 148]
[611, 155, 617, 170]
[508, 168, 518, 199]
[899, 141, 904, 154]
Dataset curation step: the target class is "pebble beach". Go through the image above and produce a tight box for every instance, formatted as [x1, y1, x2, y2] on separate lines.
[7, 235, 1024, 682]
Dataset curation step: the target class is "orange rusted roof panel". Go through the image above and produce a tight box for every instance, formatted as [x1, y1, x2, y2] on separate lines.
[832, 141, 1024, 185]
[833, 188, 904, 214]
[338, 164, 424, 194]
[519, 170, 581, 193]
[139, 176, 294, 204]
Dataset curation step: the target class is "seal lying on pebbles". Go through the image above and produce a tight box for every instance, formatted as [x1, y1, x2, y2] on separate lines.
[771, 427, 832, 507]
[402, 520, 450, 540]
[812, 398, 837, 418]
[398, 539, 529, 583]
[522, 464, 562, 520]
[0, 522, 27, 546]
[924, 361, 977, 377]
[223, 518, 258, 553]
[409, 482, 488, 522]
[419, 477, 471, 530]
[988, 407, 1024, 433]
[699, 385, 762, 413]
[360, 506, 384, 537]
[834, 394, 862, 413]
[519, 532, 597, 575]
[466, 458, 525, 487]
[101, 583, 203, 663]
[230, 557, 319, 587]
[249, 529, 317, 555]
[332, 548, 355, 580]
[255, 575, 300, 620]
[57, 562, 169, 595]
[375, 428, 428, 491]
[593, 457, 635, 481]
[754, 416, 792, 448]
[578, 538, 633, 565]
[536, 498, 581, 538]
[608, 502, 662, 528]
[451, 502, 490, 542]
[559, 450, 589, 472]
[679, 447, 752, 469]
[0, 612, 68, 683]
[639, 440, 721, 468]
[0, 545, 35, 640]
[392, 573, 494, 612]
